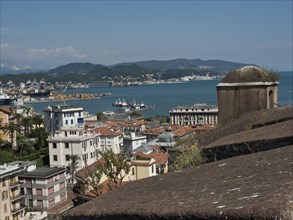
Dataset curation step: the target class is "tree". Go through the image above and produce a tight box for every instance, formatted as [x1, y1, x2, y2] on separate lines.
[31, 115, 43, 128]
[16, 133, 34, 156]
[97, 149, 130, 189]
[96, 112, 105, 121]
[21, 116, 32, 136]
[0, 150, 15, 165]
[173, 144, 205, 171]
[129, 111, 142, 118]
[31, 127, 48, 149]
[69, 155, 81, 184]
[85, 166, 104, 196]
[22, 105, 33, 117]
[1, 119, 18, 149]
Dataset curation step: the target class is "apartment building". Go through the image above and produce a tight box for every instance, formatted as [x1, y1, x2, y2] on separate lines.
[94, 127, 122, 154]
[48, 127, 100, 171]
[0, 163, 26, 220]
[18, 167, 71, 214]
[123, 132, 147, 152]
[43, 105, 84, 135]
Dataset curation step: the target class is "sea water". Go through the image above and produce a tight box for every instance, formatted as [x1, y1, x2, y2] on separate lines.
[30, 72, 292, 118]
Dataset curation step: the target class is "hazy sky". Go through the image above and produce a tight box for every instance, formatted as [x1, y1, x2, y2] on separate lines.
[1, 0, 292, 70]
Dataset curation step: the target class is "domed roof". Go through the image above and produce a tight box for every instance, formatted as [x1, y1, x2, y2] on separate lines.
[158, 132, 175, 143]
[221, 66, 279, 83]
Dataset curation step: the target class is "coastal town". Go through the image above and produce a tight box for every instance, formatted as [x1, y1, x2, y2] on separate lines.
[0, 66, 292, 220]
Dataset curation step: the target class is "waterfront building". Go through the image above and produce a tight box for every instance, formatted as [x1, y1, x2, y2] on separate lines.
[18, 166, 72, 214]
[0, 163, 26, 220]
[48, 127, 100, 176]
[43, 105, 84, 135]
[88, 81, 113, 87]
[123, 132, 147, 153]
[217, 66, 279, 124]
[169, 103, 218, 126]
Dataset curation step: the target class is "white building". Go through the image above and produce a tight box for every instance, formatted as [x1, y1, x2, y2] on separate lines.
[94, 127, 123, 154]
[43, 105, 84, 135]
[123, 132, 147, 153]
[169, 103, 218, 126]
[48, 127, 100, 172]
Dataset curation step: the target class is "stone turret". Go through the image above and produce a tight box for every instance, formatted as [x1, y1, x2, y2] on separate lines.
[217, 66, 279, 124]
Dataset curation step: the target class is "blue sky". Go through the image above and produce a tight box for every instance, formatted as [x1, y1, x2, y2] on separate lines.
[1, 1, 292, 70]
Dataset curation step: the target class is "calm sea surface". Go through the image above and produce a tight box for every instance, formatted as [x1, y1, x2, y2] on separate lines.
[30, 72, 292, 118]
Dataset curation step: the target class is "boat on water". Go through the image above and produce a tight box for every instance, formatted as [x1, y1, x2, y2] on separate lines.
[0, 90, 13, 105]
[112, 98, 155, 110]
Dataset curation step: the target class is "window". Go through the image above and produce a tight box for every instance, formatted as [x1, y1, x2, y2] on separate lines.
[36, 189, 42, 196]
[2, 179, 6, 187]
[48, 186, 54, 194]
[27, 188, 32, 195]
[4, 204, 7, 212]
[5, 216, 9, 220]
[2, 190, 8, 200]
[151, 165, 154, 174]
[60, 182, 65, 189]
[65, 155, 70, 161]
[37, 200, 43, 207]
[60, 192, 66, 200]
[53, 155, 58, 161]
[65, 143, 69, 149]
[53, 143, 57, 149]
[65, 120, 68, 125]
[29, 199, 33, 207]
[49, 198, 55, 206]
[71, 119, 74, 124]
[132, 167, 135, 175]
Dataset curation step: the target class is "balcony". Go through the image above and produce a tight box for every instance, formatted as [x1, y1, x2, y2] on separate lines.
[9, 181, 20, 189]
[10, 193, 26, 202]
[11, 204, 26, 214]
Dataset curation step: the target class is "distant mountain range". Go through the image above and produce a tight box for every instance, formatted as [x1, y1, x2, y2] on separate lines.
[117, 58, 255, 72]
[1, 58, 257, 84]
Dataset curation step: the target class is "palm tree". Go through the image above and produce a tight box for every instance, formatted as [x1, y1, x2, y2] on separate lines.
[16, 133, 33, 155]
[22, 105, 32, 117]
[1, 119, 19, 149]
[69, 155, 80, 184]
[31, 115, 43, 128]
[21, 116, 32, 136]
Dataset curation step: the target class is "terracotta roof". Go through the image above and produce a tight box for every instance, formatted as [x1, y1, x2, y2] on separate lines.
[133, 150, 168, 165]
[94, 127, 122, 136]
[105, 120, 145, 128]
[0, 106, 13, 114]
[75, 160, 104, 180]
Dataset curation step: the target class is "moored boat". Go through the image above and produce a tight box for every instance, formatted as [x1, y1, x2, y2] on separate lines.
[0, 90, 13, 105]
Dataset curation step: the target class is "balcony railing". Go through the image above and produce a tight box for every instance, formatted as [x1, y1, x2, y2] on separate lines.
[11, 204, 26, 214]
[9, 181, 20, 188]
[10, 194, 26, 202]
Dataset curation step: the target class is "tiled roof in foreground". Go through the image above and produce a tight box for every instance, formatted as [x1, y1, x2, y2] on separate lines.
[63, 145, 293, 219]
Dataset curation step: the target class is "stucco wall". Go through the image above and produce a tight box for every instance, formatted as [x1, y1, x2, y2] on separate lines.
[217, 83, 278, 124]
